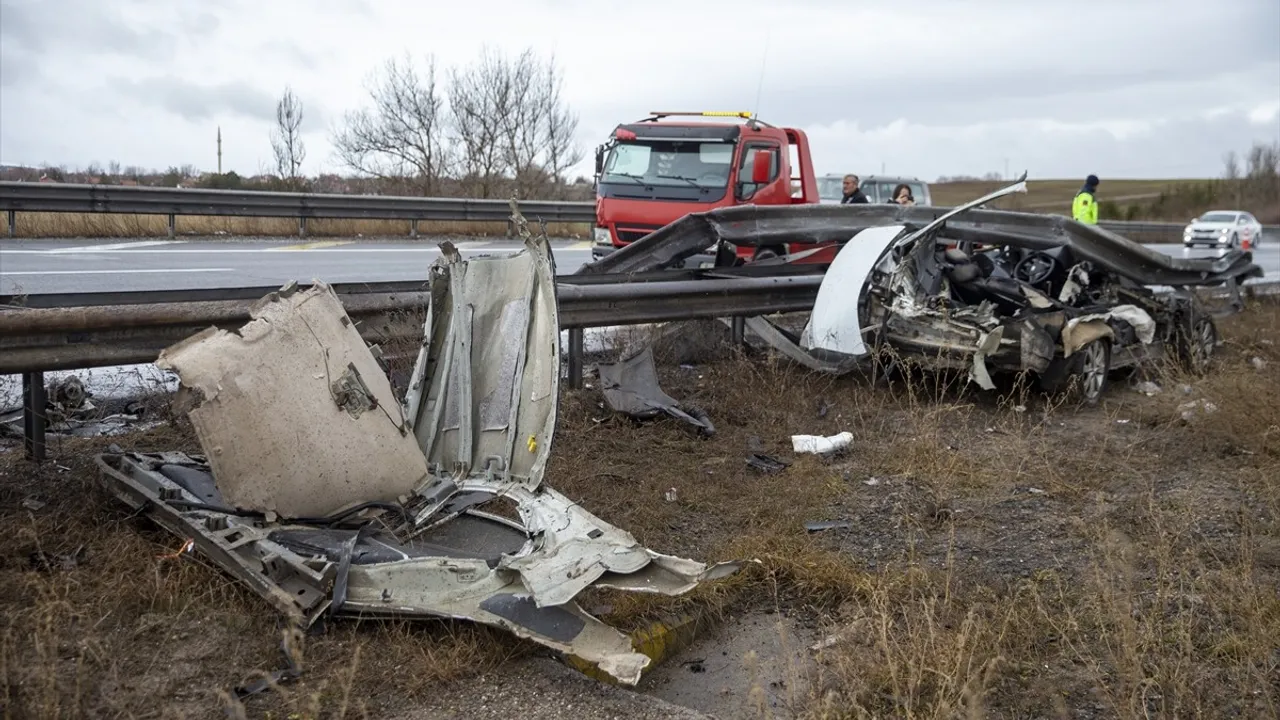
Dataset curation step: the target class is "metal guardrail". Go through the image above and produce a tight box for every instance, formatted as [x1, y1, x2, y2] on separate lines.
[0, 270, 822, 459]
[0, 181, 596, 237]
[4, 181, 1275, 242]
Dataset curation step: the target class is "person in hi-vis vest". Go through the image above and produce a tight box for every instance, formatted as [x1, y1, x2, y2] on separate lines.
[1072, 175, 1100, 224]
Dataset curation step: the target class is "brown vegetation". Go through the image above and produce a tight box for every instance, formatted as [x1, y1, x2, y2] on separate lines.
[5, 212, 591, 240]
[2, 298, 1278, 718]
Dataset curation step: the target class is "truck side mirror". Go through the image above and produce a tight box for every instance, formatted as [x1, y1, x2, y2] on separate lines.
[751, 150, 772, 184]
[594, 146, 604, 176]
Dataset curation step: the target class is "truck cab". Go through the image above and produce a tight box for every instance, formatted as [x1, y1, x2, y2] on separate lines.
[591, 112, 819, 266]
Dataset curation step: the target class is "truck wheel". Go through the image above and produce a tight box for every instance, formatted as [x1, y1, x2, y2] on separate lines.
[753, 246, 784, 263]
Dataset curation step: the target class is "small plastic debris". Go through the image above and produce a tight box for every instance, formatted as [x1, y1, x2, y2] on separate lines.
[805, 520, 852, 532]
[1178, 384, 1194, 395]
[1133, 381, 1163, 396]
[817, 399, 832, 418]
[1250, 357, 1267, 371]
[1013, 405, 1027, 413]
[1116, 419, 1131, 424]
[864, 477, 882, 486]
[21, 497, 46, 512]
[664, 487, 679, 503]
[792, 431, 853, 455]
[1027, 487, 1046, 495]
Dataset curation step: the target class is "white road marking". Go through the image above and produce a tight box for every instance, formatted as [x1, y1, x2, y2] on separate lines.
[0, 241, 546, 256]
[43, 240, 187, 254]
[2, 268, 236, 276]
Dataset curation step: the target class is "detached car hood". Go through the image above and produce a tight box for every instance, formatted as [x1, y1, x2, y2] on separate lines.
[95, 233, 739, 686]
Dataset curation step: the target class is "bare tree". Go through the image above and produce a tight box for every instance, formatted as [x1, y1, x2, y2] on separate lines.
[1222, 150, 1240, 180]
[535, 52, 582, 198]
[447, 47, 520, 198]
[445, 46, 582, 199]
[271, 85, 307, 188]
[332, 54, 449, 195]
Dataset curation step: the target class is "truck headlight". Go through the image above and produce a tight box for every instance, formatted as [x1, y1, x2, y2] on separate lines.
[593, 227, 612, 246]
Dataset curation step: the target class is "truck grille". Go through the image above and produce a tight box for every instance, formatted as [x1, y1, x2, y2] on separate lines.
[615, 224, 663, 243]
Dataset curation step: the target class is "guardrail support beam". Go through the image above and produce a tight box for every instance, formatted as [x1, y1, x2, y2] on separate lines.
[6, 210, 14, 238]
[566, 328, 584, 389]
[167, 213, 176, 238]
[23, 371, 46, 462]
[410, 219, 418, 239]
[731, 316, 746, 346]
[298, 217, 307, 238]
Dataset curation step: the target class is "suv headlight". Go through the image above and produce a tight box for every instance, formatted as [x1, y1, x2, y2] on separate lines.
[593, 227, 612, 246]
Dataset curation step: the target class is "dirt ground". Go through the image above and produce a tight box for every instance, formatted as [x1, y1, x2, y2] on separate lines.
[2, 299, 1278, 719]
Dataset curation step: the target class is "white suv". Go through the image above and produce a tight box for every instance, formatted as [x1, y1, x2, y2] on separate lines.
[1184, 210, 1264, 249]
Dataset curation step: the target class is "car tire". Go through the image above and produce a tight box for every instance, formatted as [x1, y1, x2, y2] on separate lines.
[1075, 339, 1111, 405]
[752, 247, 784, 263]
[1231, 233, 1240, 249]
[1037, 339, 1111, 405]
[1176, 308, 1218, 375]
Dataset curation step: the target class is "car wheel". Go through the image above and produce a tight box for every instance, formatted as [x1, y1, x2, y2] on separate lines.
[1076, 339, 1111, 405]
[1177, 310, 1218, 375]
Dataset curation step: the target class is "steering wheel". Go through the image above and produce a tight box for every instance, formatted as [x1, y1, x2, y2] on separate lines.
[1013, 251, 1059, 285]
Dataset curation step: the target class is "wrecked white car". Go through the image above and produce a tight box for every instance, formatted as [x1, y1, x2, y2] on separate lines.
[580, 176, 1262, 403]
[800, 179, 1231, 402]
[94, 235, 738, 686]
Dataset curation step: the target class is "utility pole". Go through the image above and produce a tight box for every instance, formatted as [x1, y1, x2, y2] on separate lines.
[217, 126, 223, 175]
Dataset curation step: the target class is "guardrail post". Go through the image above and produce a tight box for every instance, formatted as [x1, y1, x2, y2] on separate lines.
[567, 328, 584, 389]
[410, 219, 418, 239]
[167, 213, 176, 238]
[23, 371, 47, 462]
[6, 210, 15, 238]
[298, 217, 308, 238]
[731, 316, 746, 346]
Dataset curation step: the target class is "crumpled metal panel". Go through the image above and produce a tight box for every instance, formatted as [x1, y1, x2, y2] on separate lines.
[98, 233, 740, 686]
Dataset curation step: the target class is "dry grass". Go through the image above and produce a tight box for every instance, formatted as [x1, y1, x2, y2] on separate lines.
[2, 300, 1278, 718]
[7, 211, 591, 240]
[930, 179, 1203, 215]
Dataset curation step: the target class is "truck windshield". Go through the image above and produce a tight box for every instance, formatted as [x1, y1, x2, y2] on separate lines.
[602, 140, 735, 189]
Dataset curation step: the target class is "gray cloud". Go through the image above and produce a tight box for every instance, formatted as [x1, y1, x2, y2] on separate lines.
[1, 0, 1276, 180]
[112, 76, 278, 124]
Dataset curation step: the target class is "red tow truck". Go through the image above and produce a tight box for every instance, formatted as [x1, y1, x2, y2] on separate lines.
[591, 111, 822, 267]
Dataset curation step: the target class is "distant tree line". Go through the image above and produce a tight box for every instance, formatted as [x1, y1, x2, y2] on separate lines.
[1100, 141, 1280, 223]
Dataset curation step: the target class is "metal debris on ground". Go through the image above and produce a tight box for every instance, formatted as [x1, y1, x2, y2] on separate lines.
[804, 520, 852, 532]
[92, 218, 740, 687]
[746, 454, 790, 473]
[596, 345, 715, 437]
[21, 496, 46, 512]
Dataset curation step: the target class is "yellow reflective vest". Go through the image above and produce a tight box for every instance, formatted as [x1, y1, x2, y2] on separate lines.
[1072, 190, 1098, 224]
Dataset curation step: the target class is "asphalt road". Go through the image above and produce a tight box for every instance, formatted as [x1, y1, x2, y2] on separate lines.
[1, 236, 1276, 296]
[0, 237, 595, 295]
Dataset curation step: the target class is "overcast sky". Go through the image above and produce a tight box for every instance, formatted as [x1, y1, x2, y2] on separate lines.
[2, 0, 1277, 183]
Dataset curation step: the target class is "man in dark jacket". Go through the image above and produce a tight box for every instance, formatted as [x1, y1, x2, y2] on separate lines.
[841, 174, 868, 204]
